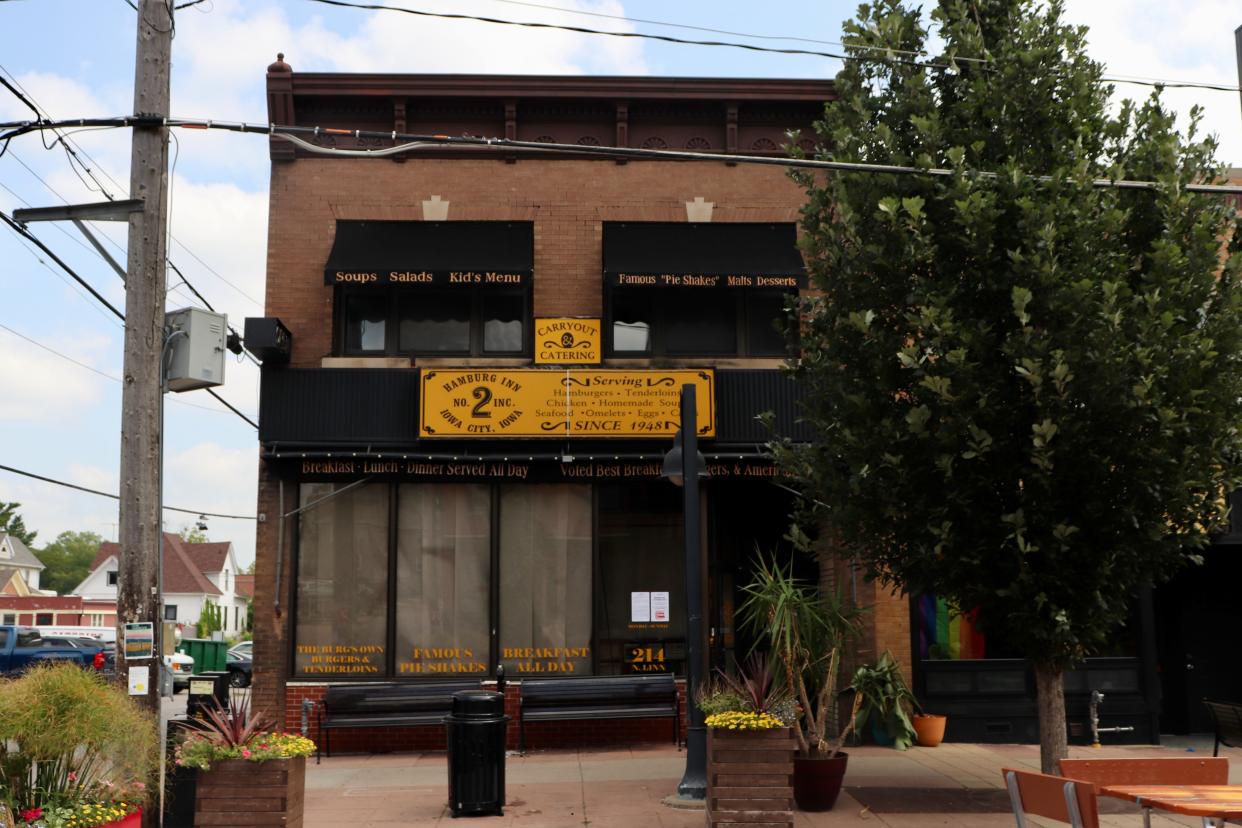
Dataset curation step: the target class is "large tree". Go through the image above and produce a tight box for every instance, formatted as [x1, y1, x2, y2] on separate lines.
[0, 501, 37, 547]
[780, 0, 1242, 771]
[38, 531, 104, 595]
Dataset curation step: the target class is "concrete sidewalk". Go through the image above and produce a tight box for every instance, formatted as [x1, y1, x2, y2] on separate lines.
[305, 739, 1240, 827]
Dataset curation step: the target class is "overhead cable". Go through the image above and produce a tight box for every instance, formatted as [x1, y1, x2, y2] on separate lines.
[4, 117, 1240, 195]
[0, 462, 257, 520]
[299, 0, 1242, 92]
[0, 209, 259, 429]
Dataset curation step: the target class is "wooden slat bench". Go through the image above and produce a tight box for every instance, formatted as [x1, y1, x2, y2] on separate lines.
[518, 674, 680, 754]
[316, 680, 481, 762]
[1203, 699, 1242, 757]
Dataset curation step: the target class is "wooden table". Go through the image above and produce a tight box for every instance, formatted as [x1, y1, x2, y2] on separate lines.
[1101, 784, 1242, 825]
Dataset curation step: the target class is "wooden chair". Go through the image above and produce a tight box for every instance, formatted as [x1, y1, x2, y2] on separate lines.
[1059, 757, 1229, 828]
[1003, 767, 1100, 828]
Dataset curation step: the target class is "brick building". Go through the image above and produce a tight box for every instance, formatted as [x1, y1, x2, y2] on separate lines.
[245, 60, 1184, 753]
[244, 60, 911, 752]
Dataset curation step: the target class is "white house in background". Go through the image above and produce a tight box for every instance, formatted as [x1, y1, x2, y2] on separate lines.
[72, 532, 249, 635]
[0, 532, 52, 594]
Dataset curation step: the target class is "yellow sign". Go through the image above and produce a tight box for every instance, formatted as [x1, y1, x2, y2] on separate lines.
[534, 318, 601, 364]
[419, 369, 715, 438]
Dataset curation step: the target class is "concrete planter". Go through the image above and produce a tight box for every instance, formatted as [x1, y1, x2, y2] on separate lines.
[194, 756, 305, 827]
[706, 726, 794, 828]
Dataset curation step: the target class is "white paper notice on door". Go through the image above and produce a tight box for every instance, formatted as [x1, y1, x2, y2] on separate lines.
[651, 592, 670, 622]
[631, 591, 651, 622]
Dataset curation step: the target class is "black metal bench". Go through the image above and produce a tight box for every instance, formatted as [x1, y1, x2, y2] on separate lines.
[518, 674, 680, 754]
[1203, 699, 1242, 757]
[316, 680, 480, 762]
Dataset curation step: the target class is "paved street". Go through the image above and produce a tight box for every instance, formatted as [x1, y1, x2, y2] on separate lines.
[302, 738, 1240, 827]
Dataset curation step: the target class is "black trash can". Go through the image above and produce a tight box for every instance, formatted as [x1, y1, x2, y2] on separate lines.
[445, 690, 508, 817]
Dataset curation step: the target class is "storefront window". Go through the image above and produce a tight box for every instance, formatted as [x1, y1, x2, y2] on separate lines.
[398, 292, 470, 352]
[595, 484, 686, 675]
[482, 293, 525, 353]
[341, 288, 529, 356]
[499, 485, 592, 676]
[294, 483, 390, 676]
[606, 289, 793, 357]
[394, 484, 491, 675]
[344, 294, 386, 352]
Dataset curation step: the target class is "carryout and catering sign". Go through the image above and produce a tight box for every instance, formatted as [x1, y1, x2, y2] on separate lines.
[419, 368, 715, 438]
[534, 318, 600, 364]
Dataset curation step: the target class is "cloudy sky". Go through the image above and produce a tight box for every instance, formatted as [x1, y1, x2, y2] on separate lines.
[0, 0, 1239, 571]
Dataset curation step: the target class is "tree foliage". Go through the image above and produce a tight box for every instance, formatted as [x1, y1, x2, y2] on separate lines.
[778, 0, 1242, 767]
[37, 531, 104, 596]
[0, 502, 37, 547]
[178, 525, 208, 545]
[197, 599, 222, 638]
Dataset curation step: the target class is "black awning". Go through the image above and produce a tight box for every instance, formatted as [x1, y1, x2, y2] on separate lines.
[603, 222, 806, 289]
[324, 220, 533, 287]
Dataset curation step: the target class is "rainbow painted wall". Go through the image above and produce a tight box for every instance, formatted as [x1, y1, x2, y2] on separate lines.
[918, 595, 986, 660]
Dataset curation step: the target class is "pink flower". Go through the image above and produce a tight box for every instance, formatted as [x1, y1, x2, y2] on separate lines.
[68, 771, 78, 782]
[134, 781, 146, 790]
[20, 807, 43, 821]
[242, 749, 252, 758]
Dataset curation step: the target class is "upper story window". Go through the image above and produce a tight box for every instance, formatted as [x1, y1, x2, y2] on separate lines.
[327, 220, 533, 357]
[602, 222, 803, 358]
[107, 571, 118, 586]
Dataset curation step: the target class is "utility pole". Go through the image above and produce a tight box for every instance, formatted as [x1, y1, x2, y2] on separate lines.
[117, 0, 172, 736]
[1235, 26, 1242, 129]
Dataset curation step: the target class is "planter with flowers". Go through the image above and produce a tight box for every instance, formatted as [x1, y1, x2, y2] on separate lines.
[174, 691, 315, 827]
[0, 663, 155, 828]
[698, 655, 797, 828]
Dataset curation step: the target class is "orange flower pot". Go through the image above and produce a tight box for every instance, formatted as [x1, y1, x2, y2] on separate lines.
[913, 714, 947, 747]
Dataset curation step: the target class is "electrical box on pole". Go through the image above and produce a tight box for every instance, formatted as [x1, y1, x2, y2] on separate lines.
[165, 308, 228, 392]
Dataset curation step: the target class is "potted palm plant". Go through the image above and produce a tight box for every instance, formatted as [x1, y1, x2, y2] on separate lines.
[737, 554, 862, 812]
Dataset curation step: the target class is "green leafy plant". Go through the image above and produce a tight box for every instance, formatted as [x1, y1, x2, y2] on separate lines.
[849, 652, 919, 750]
[736, 554, 862, 757]
[196, 599, 223, 638]
[0, 662, 156, 818]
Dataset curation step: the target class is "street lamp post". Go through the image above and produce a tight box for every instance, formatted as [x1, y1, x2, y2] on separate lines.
[662, 383, 708, 800]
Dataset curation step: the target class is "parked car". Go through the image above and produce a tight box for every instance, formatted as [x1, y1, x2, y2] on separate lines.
[228, 640, 253, 658]
[165, 651, 194, 693]
[226, 649, 252, 688]
[0, 626, 108, 674]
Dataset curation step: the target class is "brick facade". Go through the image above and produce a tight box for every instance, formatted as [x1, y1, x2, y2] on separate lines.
[249, 70, 912, 750]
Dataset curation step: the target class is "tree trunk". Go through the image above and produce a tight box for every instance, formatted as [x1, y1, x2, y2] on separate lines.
[1033, 662, 1068, 774]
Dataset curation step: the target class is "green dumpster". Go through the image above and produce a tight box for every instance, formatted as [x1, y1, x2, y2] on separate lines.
[177, 638, 227, 673]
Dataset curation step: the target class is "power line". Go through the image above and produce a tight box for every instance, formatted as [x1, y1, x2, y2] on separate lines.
[300, 0, 955, 69]
[7, 117, 1241, 195]
[0, 210, 125, 319]
[0, 208, 259, 429]
[0, 65, 264, 315]
[2, 225, 125, 328]
[0, 462, 257, 520]
[0, 321, 252, 419]
[298, 0, 1242, 92]
[478, 0, 974, 62]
